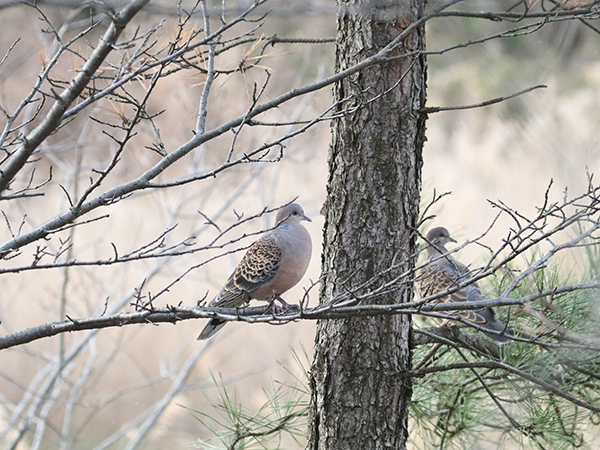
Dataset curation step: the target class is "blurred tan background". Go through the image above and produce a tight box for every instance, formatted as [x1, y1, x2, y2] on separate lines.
[0, 1, 598, 449]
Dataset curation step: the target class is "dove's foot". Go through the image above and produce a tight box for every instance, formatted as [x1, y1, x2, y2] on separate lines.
[268, 295, 299, 314]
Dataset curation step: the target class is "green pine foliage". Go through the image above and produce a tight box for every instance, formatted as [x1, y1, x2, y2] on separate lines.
[409, 232, 600, 449]
[192, 346, 310, 450]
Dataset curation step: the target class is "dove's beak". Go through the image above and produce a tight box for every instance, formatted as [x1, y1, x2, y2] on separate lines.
[302, 215, 312, 222]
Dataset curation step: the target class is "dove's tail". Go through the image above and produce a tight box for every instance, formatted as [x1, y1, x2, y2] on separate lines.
[477, 308, 515, 344]
[197, 318, 227, 340]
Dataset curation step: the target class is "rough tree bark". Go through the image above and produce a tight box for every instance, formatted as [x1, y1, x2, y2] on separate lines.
[307, 1, 426, 449]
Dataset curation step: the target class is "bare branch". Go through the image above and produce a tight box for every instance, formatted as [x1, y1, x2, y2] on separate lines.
[0, 0, 150, 194]
[420, 84, 547, 114]
[195, 0, 216, 134]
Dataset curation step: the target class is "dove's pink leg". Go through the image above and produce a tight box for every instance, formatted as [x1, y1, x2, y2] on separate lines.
[268, 295, 299, 314]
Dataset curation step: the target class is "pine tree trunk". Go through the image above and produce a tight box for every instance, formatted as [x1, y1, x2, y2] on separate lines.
[307, 1, 426, 449]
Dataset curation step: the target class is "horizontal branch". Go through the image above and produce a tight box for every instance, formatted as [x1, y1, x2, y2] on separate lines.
[0, 303, 500, 352]
[4, 280, 600, 350]
[434, 5, 600, 22]
[420, 84, 547, 114]
[413, 326, 501, 357]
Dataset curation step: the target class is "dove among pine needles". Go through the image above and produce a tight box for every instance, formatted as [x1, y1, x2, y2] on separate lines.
[419, 227, 513, 343]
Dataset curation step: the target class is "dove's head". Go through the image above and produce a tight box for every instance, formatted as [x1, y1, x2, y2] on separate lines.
[425, 227, 457, 251]
[276, 203, 311, 226]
